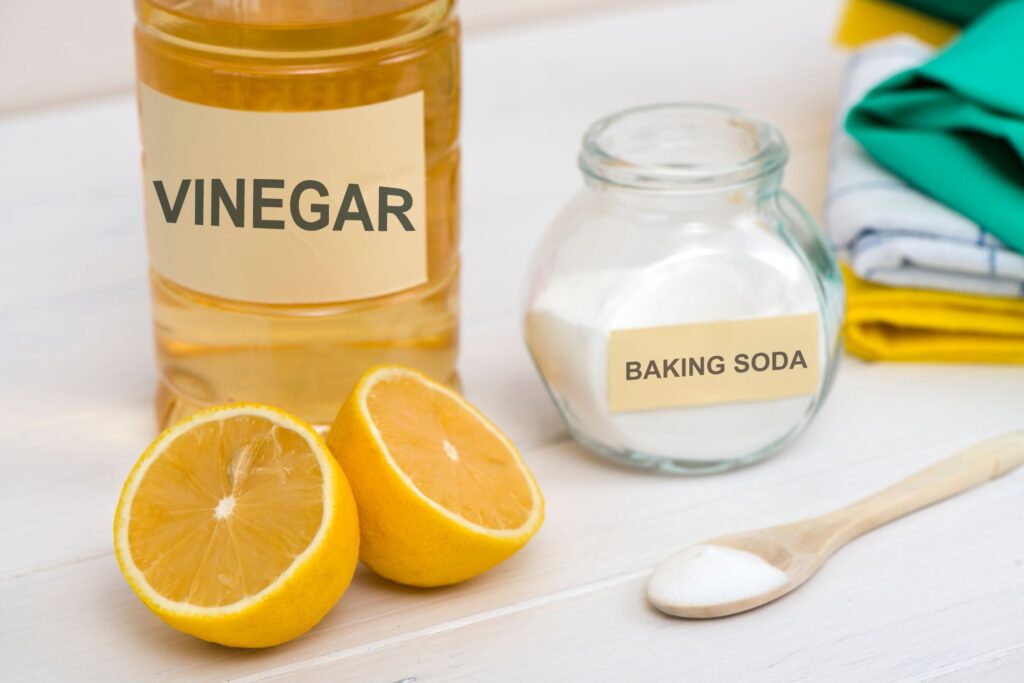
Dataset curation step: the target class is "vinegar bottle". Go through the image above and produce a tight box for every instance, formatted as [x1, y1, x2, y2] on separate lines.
[134, 0, 460, 429]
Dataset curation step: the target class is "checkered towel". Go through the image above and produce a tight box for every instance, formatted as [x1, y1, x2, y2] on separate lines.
[826, 36, 1024, 298]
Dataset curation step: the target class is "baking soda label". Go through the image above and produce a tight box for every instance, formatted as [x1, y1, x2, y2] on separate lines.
[607, 314, 820, 412]
[139, 85, 427, 304]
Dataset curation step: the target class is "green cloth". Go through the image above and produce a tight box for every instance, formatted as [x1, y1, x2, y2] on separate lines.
[846, 0, 1024, 254]
[887, 0, 1003, 25]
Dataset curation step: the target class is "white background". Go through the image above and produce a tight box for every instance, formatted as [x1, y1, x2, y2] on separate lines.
[5, 0, 1024, 679]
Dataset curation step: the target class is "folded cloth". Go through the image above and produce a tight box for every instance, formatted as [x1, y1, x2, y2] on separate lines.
[835, 0, 959, 48]
[843, 265, 1024, 363]
[828, 36, 1024, 298]
[836, 0, 1000, 50]
[885, 0, 1001, 25]
[846, 0, 1024, 255]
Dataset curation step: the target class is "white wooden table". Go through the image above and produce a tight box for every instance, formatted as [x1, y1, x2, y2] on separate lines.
[3, 0, 1023, 680]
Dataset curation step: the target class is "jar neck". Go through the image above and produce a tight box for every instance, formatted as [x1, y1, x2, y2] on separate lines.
[584, 172, 782, 220]
[577, 103, 788, 220]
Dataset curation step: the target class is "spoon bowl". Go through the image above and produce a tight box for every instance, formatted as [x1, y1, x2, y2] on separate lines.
[648, 527, 824, 618]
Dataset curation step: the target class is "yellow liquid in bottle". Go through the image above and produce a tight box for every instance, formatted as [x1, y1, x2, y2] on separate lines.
[135, 0, 460, 429]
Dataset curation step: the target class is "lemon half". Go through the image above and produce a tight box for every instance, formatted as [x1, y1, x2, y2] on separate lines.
[114, 403, 359, 648]
[328, 365, 544, 587]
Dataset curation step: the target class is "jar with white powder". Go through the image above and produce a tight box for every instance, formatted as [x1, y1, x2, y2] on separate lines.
[525, 104, 844, 474]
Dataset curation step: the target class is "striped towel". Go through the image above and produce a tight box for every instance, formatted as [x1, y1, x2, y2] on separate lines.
[826, 36, 1024, 298]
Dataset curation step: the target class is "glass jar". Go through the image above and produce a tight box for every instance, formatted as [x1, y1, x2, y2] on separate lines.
[134, 0, 460, 430]
[524, 104, 844, 474]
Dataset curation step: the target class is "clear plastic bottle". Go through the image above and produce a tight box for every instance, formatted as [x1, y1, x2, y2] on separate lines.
[134, 0, 460, 429]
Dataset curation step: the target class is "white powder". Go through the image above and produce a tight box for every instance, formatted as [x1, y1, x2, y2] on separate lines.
[646, 544, 788, 615]
[526, 222, 824, 462]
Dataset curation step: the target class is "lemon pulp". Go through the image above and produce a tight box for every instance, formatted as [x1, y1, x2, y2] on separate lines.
[126, 414, 325, 607]
[366, 372, 535, 531]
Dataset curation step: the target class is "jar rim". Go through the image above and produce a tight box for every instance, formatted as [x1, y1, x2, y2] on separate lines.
[578, 103, 788, 192]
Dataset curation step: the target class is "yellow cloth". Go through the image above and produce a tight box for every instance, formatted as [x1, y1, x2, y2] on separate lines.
[834, 0, 958, 48]
[843, 266, 1024, 363]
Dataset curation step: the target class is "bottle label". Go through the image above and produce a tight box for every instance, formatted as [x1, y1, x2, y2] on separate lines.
[607, 314, 820, 413]
[139, 85, 428, 304]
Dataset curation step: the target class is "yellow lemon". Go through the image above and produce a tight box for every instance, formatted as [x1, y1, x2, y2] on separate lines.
[327, 365, 544, 587]
[113, 403, 359, 648]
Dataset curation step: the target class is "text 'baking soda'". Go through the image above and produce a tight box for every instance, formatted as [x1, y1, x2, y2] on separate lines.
[625, 350, 809, 381]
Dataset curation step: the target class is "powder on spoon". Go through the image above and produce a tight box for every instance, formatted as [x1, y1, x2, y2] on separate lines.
[647, 544, 788, 616]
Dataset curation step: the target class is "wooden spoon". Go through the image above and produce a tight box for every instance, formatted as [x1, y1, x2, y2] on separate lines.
[647, 431, 1024, 619]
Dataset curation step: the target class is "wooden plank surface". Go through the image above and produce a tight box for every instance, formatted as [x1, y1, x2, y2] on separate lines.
[3, 0, 1023, 680]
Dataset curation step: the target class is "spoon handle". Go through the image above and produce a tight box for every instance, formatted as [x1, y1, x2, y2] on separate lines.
[824, 431, 1024, 545]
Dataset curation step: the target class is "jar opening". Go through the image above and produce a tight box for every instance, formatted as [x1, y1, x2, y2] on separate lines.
[579, 104, 788, 192]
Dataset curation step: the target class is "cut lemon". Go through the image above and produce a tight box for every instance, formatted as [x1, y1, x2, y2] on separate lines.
[113, 404, 359, 648]
[327, 365, 544, 587]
